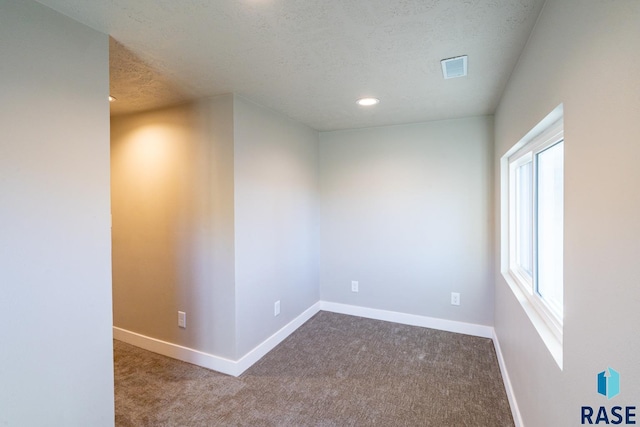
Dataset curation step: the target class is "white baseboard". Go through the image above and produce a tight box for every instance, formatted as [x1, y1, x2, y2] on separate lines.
[492, 330, 523, 427]
[113, 301, 321, 377]
[319, 301, 494, 339]
[113, 327, 241, 376]
[234, 302, 320, 375]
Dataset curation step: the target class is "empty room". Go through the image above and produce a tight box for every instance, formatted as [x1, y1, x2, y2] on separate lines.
[1, 1, 639, 426]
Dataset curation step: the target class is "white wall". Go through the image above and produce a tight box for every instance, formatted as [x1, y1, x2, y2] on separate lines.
[234, 96, 320, 357]
[111, 95, 236, 359]
[0, 1, 114, 426]
[494, 1, 640, 425]
[319, 117, 494, 326]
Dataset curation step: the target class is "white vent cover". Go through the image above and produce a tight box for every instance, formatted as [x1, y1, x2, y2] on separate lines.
[441, 55, 468, 79]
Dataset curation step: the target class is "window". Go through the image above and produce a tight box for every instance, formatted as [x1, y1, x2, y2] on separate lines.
[501, 105, 564, 368]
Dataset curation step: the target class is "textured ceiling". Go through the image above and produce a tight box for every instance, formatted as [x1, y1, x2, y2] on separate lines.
[35, 0, 546, 131]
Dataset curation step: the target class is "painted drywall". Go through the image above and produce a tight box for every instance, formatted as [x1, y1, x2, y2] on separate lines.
[0, 1, 114, 425]
[319, 117, 494, 326]
[111, 95, 236, 359]
[112, 94, 319, 360]
[493, 0, 640, 425]
[233, 96, 320, 357]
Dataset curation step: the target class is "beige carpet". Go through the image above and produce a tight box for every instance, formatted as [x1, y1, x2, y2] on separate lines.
[114, 311, 514, 426]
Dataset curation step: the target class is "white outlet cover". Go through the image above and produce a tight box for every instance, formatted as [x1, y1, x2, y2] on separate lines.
[451, 293, 460, 306]
[351, 281, 359, 292]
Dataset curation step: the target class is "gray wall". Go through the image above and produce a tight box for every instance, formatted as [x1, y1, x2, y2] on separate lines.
[111, 95, 237, 359]
[319, 117, 494, 326]
[234, 96, 320, 357]
[0, 1, 114, 425]
[111, 95, 319, 360]
[493, 0, 640, 425]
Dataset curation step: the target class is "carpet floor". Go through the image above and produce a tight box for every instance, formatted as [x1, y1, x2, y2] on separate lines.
[114, 311, 514, 426]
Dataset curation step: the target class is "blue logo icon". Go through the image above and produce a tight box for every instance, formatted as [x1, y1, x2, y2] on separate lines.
[598, 367, 620, 400]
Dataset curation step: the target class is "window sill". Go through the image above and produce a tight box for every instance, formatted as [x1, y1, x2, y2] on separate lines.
[501, 270, 563, 370]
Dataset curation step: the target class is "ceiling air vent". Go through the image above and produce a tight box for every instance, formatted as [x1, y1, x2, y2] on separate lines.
[441, 55, 468, 79]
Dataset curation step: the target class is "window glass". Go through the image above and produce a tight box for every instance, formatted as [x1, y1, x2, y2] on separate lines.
[536, 141, 564, 318]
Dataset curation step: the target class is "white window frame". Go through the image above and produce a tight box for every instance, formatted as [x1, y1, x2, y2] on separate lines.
[508, 152, 534, 285]
[500, 105, 564, 369]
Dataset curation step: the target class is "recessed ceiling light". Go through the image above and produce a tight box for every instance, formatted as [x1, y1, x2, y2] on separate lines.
[356, 97, 380, 106]
[109, 96, 117, 102]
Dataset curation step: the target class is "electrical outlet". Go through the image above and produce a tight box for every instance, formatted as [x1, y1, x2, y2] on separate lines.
[351, 280, 359, 292]
[274, 300, 281, 317]
[451, 292, 460, 306]
[178, 311, 187, 328]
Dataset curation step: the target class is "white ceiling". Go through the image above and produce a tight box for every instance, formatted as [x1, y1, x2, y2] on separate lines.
[35, 0, 546, 131]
